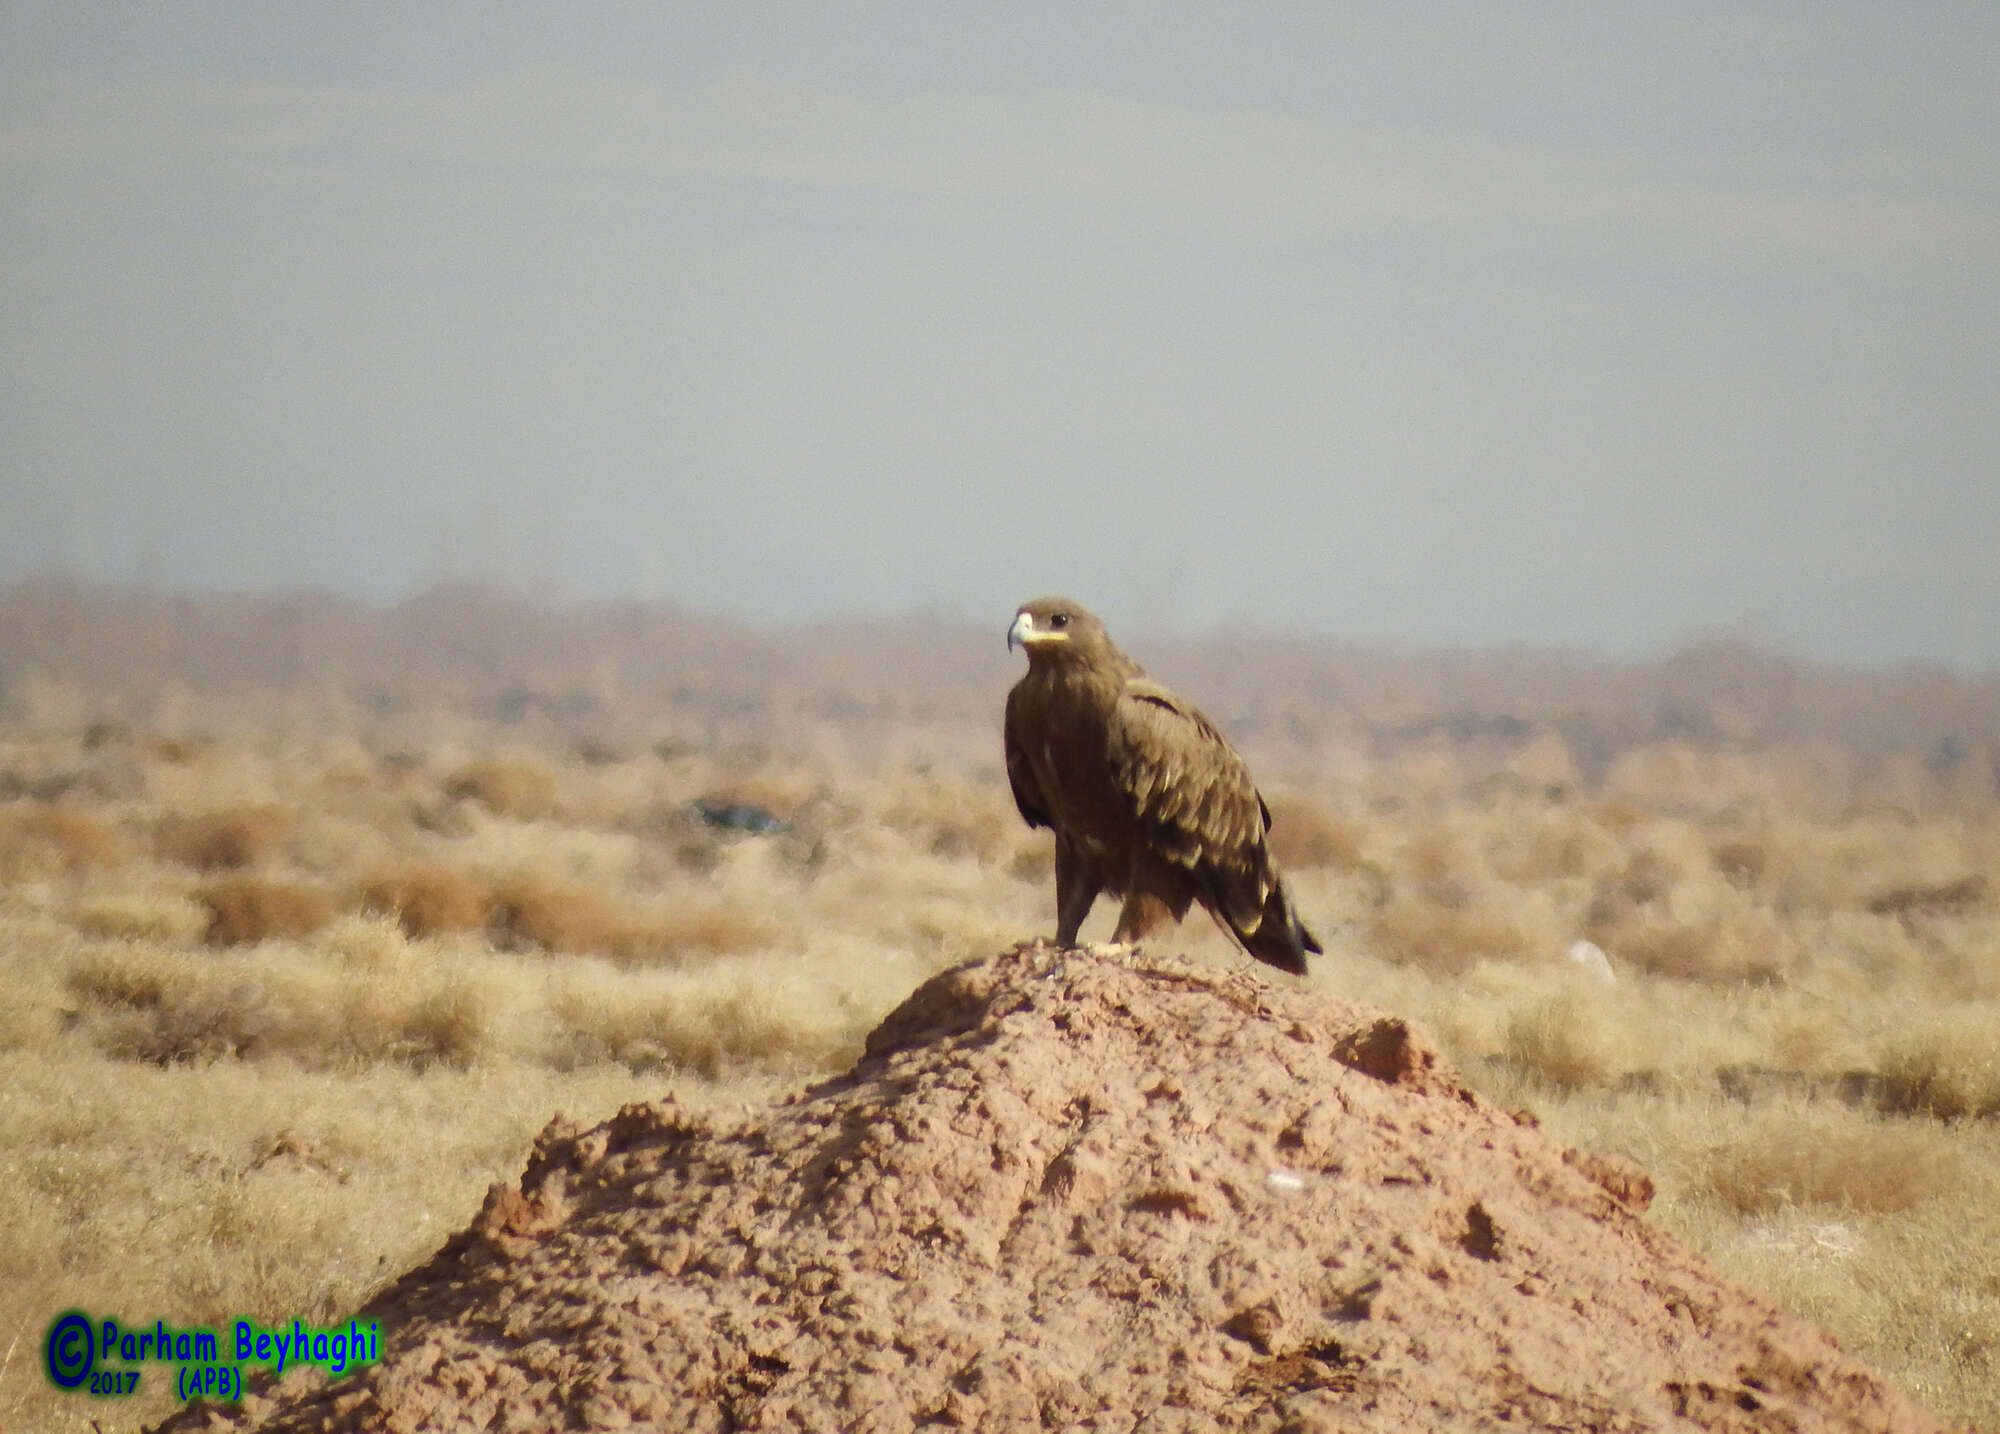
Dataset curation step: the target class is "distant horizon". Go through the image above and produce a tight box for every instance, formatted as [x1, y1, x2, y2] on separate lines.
[7, 567, 1995, 683]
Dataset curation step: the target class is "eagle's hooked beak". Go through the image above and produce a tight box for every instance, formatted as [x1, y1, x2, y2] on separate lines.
[1007, 611, 1032, 652]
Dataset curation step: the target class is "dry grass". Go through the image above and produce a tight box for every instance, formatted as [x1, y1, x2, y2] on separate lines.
[1697, 1109, 1968, 1215]
[484, 873, 669, 961]
[360, 863, 493, 938]
[1588, 909, 1801, 984]
[1710, 835, 1778, 890]
[3, 717, 2000, 1432]
[143, 734, 209, 763]
[157, 803, 296, 870]
[1876, 1009, 2000, 1120]
[0, 800, 128, 874]
[649, 902, 787, 960]
[0, 1043, 663, 1434]
[70, 888, 211, 943]
[1503, 990, 1634, 1092]
[1369, 895, 1536, 974]
[198, 874, 336, 946]
[1867, 873, 1989, 918]
[1265, 795, 1368, 871]
[700, 776, 810, 820]
[546, 960, 867, 1078]
[478, 872, 624, 954]
[444, 758, 560, 820]
[883, 779, 1018, 864]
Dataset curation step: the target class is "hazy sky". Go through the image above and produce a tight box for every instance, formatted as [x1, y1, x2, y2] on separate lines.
[4, 4, 1997, 668]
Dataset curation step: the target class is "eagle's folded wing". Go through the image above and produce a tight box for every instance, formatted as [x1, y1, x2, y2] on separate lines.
[1109, 680, 1273, 903]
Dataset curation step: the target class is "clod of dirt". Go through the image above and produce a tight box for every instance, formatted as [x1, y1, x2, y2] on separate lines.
[153, 943, 1944, 1433]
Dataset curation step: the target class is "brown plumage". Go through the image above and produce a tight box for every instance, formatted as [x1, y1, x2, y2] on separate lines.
[1004, 596, 1322, 975]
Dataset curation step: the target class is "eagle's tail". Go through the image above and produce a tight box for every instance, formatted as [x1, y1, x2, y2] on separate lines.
[1229, 877, 1321, 976]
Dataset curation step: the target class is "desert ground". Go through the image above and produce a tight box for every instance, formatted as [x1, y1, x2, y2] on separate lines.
[1, 583, 1997, 1430]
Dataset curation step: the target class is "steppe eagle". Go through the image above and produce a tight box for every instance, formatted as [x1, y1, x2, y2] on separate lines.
[1004, 596, 1322, 975]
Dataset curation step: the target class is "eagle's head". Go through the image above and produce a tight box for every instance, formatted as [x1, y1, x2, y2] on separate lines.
[1008, 597, 1110, 665]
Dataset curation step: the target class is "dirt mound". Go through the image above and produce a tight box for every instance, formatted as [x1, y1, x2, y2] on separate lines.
[154, 944, 1943, 1433]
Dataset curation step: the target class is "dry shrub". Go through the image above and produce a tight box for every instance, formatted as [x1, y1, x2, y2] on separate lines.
[0, 990, 59, 1050]
[1265, 796, 1365, 871]
[1710, 837, 1774, 889]
[924, 804, 1014, 864]
[1502, 991, 1629, 1091]
[1695, 910, 1802, 984]
[702, 777, 808, 821]
[323, 911, 423, 972]
[1385, 748, 1463, 802]
[1920, 914, 2000, 1001]
[71, 890, 211, 943]
[668, 833, 726, 876]
[550, 966, 855, 1077]
[487, 874, 633, 956]
[1487, 814, 1620, 886]
[1586, 801, 1650, 835]
[652, 904, 783, 961]
[81, 719, 130, 749]
[1609, 847, 1685, 906]
[0, 801, 128, 873]
[1813, 910, 1928, 986]
[158, 804, 296, 870]
[489, 873, 780, 965]
[1698, 1112, 1967, 1214]
[65, 919, 500, 1069]
[1589, 919, 1705, 981]
[1764, 1006, 1860, 1074]
[360, 865, 494, 939]
[109, 982, 280, 1064]
[573, 737, 627, 767]
[199, 876, 335, 946]
[1368, 898, 1532, 975]
[879, 777, 1018, 864]
[66, 945, 278, 1063]
[1590, 909, 1798, 984]
[315, 762, 429, 836]
[1507, 731, 1579, 790]
[1401, 829, 1471, 886]
[1876, 1012, 2000, 1120]
[1008, 833, 1054, 884]
[1603, 742, 1774, 810]
[327, 963, 497, 1070]
[1866, 874, 1988, 918]
[394, 984, 494, 1068]
[66, 943, 186, 1013]
[444, 758, 559, 820]
[901, 899, 1032, 968]
[143, 735, 209, 764]
[1781, 812, 1974, 915]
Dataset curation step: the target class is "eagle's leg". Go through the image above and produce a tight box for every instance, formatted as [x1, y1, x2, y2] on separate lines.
[1053, 835, 1102, 947]
[1111, 889, 1172, 945]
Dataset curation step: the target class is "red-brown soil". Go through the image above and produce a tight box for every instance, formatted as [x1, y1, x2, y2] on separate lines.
[153, 944, 1945, 1432]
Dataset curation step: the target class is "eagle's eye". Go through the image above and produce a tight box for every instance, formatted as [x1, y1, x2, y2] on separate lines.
[1050, 613, 1070, 630]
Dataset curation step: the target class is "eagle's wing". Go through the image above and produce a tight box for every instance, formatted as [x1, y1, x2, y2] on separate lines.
[1003, 682, 1052, 830]
[1108, 678, 1273, 889]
